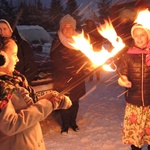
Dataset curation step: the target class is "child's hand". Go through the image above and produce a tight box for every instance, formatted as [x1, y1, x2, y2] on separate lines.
[118, 75, 132, 88]
[40, 90, 72, 110]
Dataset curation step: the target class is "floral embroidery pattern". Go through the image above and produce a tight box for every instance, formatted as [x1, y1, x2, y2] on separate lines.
[128, 113, 137, 124]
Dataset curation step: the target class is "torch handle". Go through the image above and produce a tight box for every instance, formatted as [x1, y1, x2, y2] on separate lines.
[115, 69, 126, 82]
[110, 62, 125, 82]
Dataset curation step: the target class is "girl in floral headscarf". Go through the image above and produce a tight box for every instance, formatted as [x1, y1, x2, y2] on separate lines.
[118, 24, 150, 150]
[0, 37, 72, 150]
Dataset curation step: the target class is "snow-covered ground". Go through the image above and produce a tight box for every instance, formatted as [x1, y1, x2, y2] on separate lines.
[40, 71, 148, 150]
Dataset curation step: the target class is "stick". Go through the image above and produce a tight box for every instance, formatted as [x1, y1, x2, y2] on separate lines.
[110, 62, 125, 81]
[75, 61, 88, 74]
[117, 89, 128, 98]
[58, 66, 101, 96]
[115, 68, 125, 81]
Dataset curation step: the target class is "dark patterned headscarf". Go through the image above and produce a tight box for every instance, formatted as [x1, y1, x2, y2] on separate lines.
[0, 70, 38, 112]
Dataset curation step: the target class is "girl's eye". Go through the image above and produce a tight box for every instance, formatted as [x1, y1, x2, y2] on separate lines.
[134, 35, 138, 38]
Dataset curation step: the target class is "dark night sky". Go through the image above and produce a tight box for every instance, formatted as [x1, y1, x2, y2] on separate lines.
[11, 0, 137, 8]
[41, 0, 137, 7]
[10, 0, 139, 20]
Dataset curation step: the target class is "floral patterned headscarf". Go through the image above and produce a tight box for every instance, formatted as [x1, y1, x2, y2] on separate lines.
[0, 70, 38, 112]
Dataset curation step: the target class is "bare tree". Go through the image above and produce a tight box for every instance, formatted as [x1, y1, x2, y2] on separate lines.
[65, 0, 83, 30]
[48, 0, 63, 31]
[97, 0, 111, 22]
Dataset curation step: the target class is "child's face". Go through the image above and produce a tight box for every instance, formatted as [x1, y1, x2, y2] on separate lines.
[132, 28, 149, 49]
[5, 40, 19, 74]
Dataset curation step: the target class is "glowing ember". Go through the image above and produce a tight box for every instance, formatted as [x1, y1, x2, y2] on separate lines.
[70, 18, 125, 68]
[134, 8, 150, 30]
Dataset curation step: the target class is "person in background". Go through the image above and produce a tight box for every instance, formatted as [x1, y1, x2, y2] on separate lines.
[118, 24, 150, 150]
[0, 36, 72, 150]
[0, 19, 37, 84]
[50, 14, 91, 134]
[82, 19, 103, 81]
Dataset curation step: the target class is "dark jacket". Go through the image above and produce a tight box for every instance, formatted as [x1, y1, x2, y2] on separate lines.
[50, 36, 90, 101]
[120, 48, 150, 106]
[83, 27, 103, 51]
[12, 28, 37, 84]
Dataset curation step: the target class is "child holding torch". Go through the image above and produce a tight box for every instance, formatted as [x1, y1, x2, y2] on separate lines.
[118, 23, 150, 150]
[0, 37, 72, 150]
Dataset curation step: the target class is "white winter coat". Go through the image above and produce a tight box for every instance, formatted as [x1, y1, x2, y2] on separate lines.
[0, 85, 54, 150]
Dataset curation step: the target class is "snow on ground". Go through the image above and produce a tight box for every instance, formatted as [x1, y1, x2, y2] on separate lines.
[40, 71, 147, 150]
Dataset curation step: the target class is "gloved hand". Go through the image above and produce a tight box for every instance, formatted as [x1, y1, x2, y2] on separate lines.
[41, 90, 72, 110]
[118, 75, 132, 88]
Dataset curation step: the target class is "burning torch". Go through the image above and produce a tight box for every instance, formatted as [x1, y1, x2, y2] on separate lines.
[58, 18, 126, 96]
[59, 8, 150, 96]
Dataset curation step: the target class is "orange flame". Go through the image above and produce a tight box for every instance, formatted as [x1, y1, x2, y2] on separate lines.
[97, 19, 125, 56]
[102, 64, 114, 71]
[70, 18, 125, 68]
[134, 8, 150, 30]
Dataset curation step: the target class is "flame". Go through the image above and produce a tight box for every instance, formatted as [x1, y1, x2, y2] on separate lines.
[70, 31, 108, 67]
[97, 19, 117, 46]
[134, 8, 150, 30]
[97, 19, 125, 52]
[102, 61, 117, 72]
[70, 18, 125, 68]
[102, 64, 115, 72]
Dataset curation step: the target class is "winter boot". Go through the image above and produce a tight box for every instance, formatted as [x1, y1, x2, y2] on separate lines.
[60, 109, 70, 134]
[70, 101, 79, 132]
[131, 145, 141, 150]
